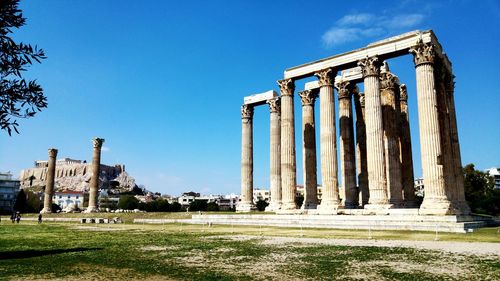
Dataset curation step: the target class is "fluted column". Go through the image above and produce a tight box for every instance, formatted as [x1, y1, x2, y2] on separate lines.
[354, 92, 369, 206]
[266, 98, 282, 211]
[399, 84, 417, 207]
[358, 56, 391, 210]
[337, 81, 358, 208]
[299, 89, 318, 209]
[278, 79, 297, 210]
[237, 105, 256, 212]
[380, 62, 404, 207]
[409, 40, 453, 215]
[315, 68, 340, 212]
[445, 75, 470, 214]
[85, 137, 104, 213]
[435, 64, 456, 209]
[40, 148, 58, 214]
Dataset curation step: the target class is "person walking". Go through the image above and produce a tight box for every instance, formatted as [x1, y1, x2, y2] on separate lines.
[38, 213, 42, 224]
[15, 212, 21, 223]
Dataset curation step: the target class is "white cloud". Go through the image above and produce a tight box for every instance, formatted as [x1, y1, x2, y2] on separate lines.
[321, 12, 425, 48]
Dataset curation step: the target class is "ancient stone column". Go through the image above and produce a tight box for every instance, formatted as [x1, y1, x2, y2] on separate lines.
[380, 62, 404, 207]
[435, 64, 456, 210]
[40, 148, 58, 214]
[445, 75, 471, 215]
[399, 84, 417, 207]
[315, 68, 341, 212]
[278, 79, 297, 210]
[337, 80, 358, 208]
[299, 89, 318, 209]
[266, 98, 282, 211]
[358, 56, 390, 210]
[237, 105, 256, 212]
[409, 40, 452, 215]
[85, 137, 104, 213]
[354, 92, 369, 206]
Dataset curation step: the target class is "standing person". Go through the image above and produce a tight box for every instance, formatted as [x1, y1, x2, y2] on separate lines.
[16, 212, 20, 223]
[11, 213, 15, 223]
[38, 213, 42, 224]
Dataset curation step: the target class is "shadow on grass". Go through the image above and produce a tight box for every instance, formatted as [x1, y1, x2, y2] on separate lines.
[0, 247, 103, 260]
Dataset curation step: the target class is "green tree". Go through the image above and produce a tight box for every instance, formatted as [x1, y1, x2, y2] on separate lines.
[256, 199, 269, 211]
[13, 188, 27, 212]
[118, 195, 139, 210]
[188, 200, 207, 212]
[463, 164, 499, 215]
[13, 189, 41, 213]
[207, 201, 219, 212]
[1, 0, 47, 135]
[156, 199, 170, 212]
[170, 202, 182, 212]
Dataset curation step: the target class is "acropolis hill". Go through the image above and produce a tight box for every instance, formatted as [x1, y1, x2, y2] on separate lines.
[19, 157, 138, 194]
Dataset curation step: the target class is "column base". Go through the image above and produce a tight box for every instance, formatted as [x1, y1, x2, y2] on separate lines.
[280, 201, 297, 211]
[236, 202, 256, 212]
[84, 206, 100, 213]
[343, 201, 360, 209]
[451, 201, 471, 216]
[265, 202, 281, 212]
[39, 207, 52, 214]
[419, 199, 454, 215]
[317, 201, 340, 214]
[363, 204, 393, 215]
[301, 201, 318, 210]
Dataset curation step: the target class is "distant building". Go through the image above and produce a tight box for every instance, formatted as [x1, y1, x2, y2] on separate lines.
[178, 191, 200, 207]
[414, 178, 424, 197]
[53, 190, 84, 210]
[295, 185, 323, 201]
[0, 172, 20, 214]
[485, 167, 500, 189]
[253, 188, 270, 203]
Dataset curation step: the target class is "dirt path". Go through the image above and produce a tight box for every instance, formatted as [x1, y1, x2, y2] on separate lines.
[225, 235, 500, 256]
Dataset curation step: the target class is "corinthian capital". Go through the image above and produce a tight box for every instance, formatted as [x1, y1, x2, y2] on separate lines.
[277, 79, 295, 97]
[336, 80, 355, 100]
[409, 39, 435, 66]
[48, 148, 58, 158]
[241, 104, 254, 119]
[93, 137, 105, 149]
[399, 84, 408, 102]
[357, 56, 380, 78]
[298, 90, 317, 106]
[314, 68, 335, 87]
[267, 98, 280, 114]
[379, 72, 400, 90]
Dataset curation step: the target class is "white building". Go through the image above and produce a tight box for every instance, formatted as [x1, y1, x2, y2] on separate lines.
[414, 178, 425, 197]
[485, 167, 500, 189]
[0, 172, 20, 214]
[53, 191, 84, 209]
[177, 191, 200, 207]
[253, 188, 270, 203]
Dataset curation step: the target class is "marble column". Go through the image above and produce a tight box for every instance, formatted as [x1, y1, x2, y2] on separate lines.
[358, 56, 391, 210]
[266, 98, 282, 211]
[315, 68, 341, 212]
[380, 62, 404, 207]
[337, 80, 358, 208]
[409, 40, 453, 215]
[445, 75, 471, 215]
[299, 89, 319, 209]
[85, 137, 104, 213]
[435, 63, 456, 209]
[354, 92, 369, 206]
[237, 105, 256, 212]
[399, 84, 417, 207]
[40, 148, 58, 214]
[278, 79, 297, 210]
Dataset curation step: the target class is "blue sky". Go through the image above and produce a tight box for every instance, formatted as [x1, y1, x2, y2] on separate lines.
[1, 0, 499, 196]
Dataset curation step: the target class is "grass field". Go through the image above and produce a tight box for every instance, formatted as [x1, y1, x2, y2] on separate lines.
[0, 219, 499, 280]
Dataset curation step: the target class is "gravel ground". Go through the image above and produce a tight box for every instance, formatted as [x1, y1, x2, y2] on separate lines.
[226, 235, 500, 256]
